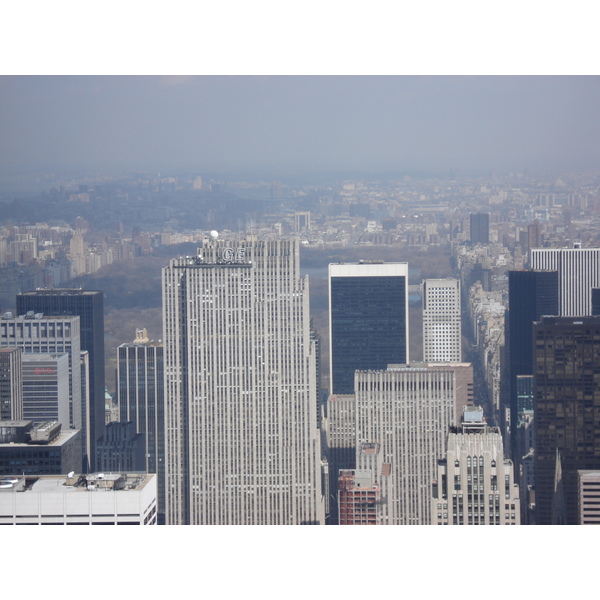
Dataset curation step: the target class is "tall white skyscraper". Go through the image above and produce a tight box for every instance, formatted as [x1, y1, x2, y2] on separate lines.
[529, 246, 600, 316]
[354, 365, 457, 524]
[422, 278, 462, 363]
[162, 236, 324, 524]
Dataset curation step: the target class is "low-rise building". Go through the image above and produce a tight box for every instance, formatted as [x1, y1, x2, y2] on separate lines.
[0, 472, 157, 525]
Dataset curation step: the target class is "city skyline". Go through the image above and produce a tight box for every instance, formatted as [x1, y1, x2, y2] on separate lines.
[3, 4, 598, 594]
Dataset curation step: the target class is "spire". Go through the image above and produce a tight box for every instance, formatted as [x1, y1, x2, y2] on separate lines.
[551, 448, 567, 525]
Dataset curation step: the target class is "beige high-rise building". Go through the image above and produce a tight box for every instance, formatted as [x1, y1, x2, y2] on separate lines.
[423, 278, 462, 363]
[162, 236, 324, 524]
[432, 406, 520, 525]
[354, 365, 457, 524]
[577, 470, 600, 524]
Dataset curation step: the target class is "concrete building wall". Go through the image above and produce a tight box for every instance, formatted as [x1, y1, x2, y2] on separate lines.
[163, 237, 324, 525]
[354, 365, 456, 524]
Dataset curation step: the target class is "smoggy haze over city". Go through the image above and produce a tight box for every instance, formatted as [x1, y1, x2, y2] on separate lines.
[1, 76, 599, 182]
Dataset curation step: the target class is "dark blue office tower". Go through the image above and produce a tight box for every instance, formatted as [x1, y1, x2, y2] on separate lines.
[328, 262, 408, 395]
[470, 213, 489, 244]
[533, 316, 600, 524]
[506, 270, 558, 463]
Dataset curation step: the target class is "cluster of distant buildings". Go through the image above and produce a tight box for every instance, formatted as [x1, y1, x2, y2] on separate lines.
[1, 170, 600, 525]
[2, 170, 600, 306]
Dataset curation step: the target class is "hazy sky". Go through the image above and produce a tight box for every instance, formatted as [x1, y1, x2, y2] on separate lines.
[1, 75, 599, 177]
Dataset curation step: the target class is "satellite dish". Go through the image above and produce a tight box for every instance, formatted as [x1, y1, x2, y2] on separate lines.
[210, 230, 219, 239]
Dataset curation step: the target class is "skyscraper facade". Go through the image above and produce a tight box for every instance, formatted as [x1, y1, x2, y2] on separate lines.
[422, 278, 462, 363]
[325, 393, 356, 524]
[117, 330, 164, 476]
[0, 313, 82, 436]
[592, 288, 600, 316]
[577, 470, 600, 524]
[21, 353, 70, 426]
[329, 262, 408, 395]
[162, 237, 324, 525]
[529, 247, 600, 317]
[0, 348, 22, 421]
[354, 365, 456, 524]
[117, 329, 165, 523]
[533, 316, 600, 525]
[431, 407, 520, 525]
[470, 213, 489, 244]
[17, 289, 105, 471]
[506, 270, 559, 460]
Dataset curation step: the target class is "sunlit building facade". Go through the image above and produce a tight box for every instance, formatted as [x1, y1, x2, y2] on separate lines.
[423, 278, 462, 363]
[432, 407, 520, 525]
[162, 237, 324, 524]
[529, 246, 600, 317]
[354, 365, 456, 524]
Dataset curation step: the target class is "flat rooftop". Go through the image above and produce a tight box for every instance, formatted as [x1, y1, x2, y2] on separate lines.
[1, 472, 153, 493]
[0, 429, 80, 447]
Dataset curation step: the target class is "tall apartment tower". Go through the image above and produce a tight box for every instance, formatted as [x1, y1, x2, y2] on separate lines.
[527, 220, 542, 250]
[162, 236, 324, 525]
[353, 365, 457, 524]
[423, 278, 462, 363]
[17, 290, 105, 471]
[470, 213, 489, 244]
[506, 270, 559, 460]
[117, 328, 165, 523]
[533, 316, 600, 525]
[0, 348, 22, 421]
[329, 262, 409, 395]
[432, 407, 520, 525]
[529, 246, 600, 316]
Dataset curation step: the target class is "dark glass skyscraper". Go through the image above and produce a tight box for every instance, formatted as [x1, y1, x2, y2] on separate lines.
[507, 270, 559, 461]
[328, 262, 408, 395]
[533, 316, 600, 525]
[117, 329, 164, 522]
[16, 289, 105, 471]
[469, 213, 489, 244]
[592, 288, 600, 316]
